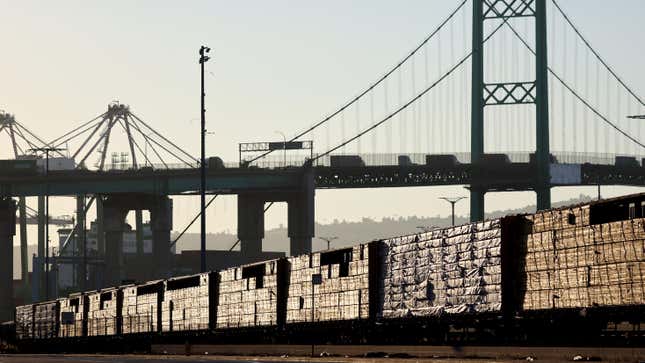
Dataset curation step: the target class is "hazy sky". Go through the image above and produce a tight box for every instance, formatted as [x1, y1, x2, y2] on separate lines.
[1, 1, 644, 247]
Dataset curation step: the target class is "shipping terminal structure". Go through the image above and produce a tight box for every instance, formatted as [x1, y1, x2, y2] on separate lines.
[10, 192, 645, 350]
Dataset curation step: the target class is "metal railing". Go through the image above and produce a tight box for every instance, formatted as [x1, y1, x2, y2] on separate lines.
[93, 151, 645, 172]
[247, 151, 645, 168]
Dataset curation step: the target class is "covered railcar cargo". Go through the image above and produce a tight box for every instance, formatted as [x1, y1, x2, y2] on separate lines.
[217, 259, 285, 328]
[521, 194, 645, 310]
[87, 288, 121, 336]
[162, 272, 215, 332]
[378, 217, 527, 318]
[122, 281, 163, 334]
[34, 300, 59, 339]
[15, 304, 34, 340]
[286, 243, 373, 323]
[58, 293, 87, 338]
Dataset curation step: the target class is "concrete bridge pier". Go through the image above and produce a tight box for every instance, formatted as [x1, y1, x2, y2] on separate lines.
[102, 198, 128, 287]
[0, 198, 16, 322]
[288, 168, 314, 255]
[235, 168, 315, 257]
[237, 194, 265, 257]
[100, 194, 174, 287]
[36, 195, 45, 301]
[150, 196, 173, 279]
[76, 194, 87, 291]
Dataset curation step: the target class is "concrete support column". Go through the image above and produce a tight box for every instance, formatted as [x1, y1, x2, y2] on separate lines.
[237, 194, 265, 257]
[96, 196, 105, 256]
[288, 169, 315, 255]
[102, 200, 127, 287]
[135, 210, 144, 257]
[0, 198, 16, 322]
[150, 196, 172, 280]
[37, 195, 45, 299]
[76, 195, 87, 291]
[18, 197, 28, 285]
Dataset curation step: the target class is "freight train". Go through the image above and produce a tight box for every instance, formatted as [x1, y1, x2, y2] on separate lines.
[12, 193, 645, 351]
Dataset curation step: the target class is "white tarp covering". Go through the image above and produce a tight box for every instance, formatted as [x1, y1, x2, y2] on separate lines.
[379, 219, 504, 318]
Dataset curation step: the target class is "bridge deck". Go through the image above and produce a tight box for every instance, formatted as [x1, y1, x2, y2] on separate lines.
[0, 162, 642, 197]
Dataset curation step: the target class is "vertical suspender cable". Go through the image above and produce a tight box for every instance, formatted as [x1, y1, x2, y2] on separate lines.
[627, 93, 632, 155]
[424, 42, 430, 153]
[411, 55, 417, 153]
[523, 20, 530, 151]
[461, 6, 467, 153]
[450, 16, 456, 153]
[572, 29, 578, 153]
[561, 17, 567, 154]
[325, 114, 330, 152]
[616, 82, 621, 155]
[512, 21, 520, 152]
[595, 60, 600, 155]
[385, 77, 391, 154]
[356, 98, 361, 154]
[398, 67, 404, 151]
[341, 110, 346, 154]
[437, 32, 443, 153]
[504, 26, 512, 152]
[549, 1, 556, 153]
[584, 41, 589, 154]
[604, 67, 610, 154]
[484, 21, 491, 152]
[370, 89, 376, 154]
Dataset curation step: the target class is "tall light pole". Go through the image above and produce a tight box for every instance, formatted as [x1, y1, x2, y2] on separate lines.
[439, 196, 467, 226]
[29, 146, 65, 300]
[627, 115, 645, 119]
[275, 131, 286, 167]
[318, 236, 338, 250]
[199, 45, 211, 273]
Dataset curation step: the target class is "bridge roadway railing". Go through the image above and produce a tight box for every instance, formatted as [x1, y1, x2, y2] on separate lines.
[245, 151, 645, 168]
[108, 152, 644, 171]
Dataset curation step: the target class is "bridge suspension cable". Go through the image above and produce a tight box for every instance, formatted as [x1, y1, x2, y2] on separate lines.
[248, 0, 469, 164]
[504, 22, 645, 150]
[313, 18, 507, 161]
[551, 0, 644, 107]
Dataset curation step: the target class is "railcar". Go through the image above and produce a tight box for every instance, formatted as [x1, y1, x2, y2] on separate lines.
[12, 193, 645, 350]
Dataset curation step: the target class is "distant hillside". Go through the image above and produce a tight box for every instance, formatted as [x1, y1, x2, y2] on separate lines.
[172, 194, 596, 254]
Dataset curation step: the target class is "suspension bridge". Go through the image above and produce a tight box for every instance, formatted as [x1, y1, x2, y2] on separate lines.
[0, 0, 643, 320]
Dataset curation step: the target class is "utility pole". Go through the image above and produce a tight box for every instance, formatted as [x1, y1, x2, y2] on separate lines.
[439, 196, 467, 226]
[317, 236, 338, 250]
[627, 115, 645, 119]
[199, 45, 211, 273]
[29, 146, 65, 300]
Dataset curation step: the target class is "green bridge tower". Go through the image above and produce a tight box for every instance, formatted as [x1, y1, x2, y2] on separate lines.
[471, 0, 551, 221]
